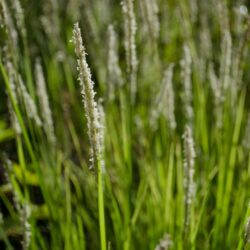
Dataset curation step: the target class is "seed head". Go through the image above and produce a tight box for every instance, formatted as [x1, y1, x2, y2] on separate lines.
[107, 24, 123, 100]
[72, 22, 103, 171]
[181, 45, 193, 126]
[18, 75, 42, 127]
[5, 61, 21, 134]
[0, 0, 18, 49]
[155, 233, 173, 250]
[183, 126, 196, 232]
[141, 0, 159, 40]
[35, 59, 56, 145]
[244, 217, 250, 246]
[151, 63, 176, 130]
[12, 0, 26, 39]
[209, 63, 223, 129]
[3, 157, 31, 250]
[220, 30, 232, 92]
[121, 0, 138, 103]
[20, 203, 31, 250]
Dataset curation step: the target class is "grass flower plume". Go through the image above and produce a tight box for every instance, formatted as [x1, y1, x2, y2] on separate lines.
[183, 125, 196, 241]
[72, 22, 102, 171]
[35, 59, 55, 145]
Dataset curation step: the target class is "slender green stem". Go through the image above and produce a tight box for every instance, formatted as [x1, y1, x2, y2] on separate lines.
[98, 160, 106, 250]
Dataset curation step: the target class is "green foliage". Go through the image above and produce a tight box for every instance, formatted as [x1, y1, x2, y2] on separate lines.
[1, 0, 250, 249]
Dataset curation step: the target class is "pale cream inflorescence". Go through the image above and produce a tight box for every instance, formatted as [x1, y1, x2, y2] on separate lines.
[190, 0, 198, 23]
[0, 0, 18, 49]
[121, 0, 138, 102]
[183, 126, 196, 230]
[220, 30, 232, 92]
[209, 63, 223, 129]
[154, 233, 173, 250]
[35, 59, 56, 145]
[12, 0, 26, 39]
[141, 0, 159, 40]
[5, 61, 21, 134]
[151, 63, 176, 130]
[98, 99, 105, 173]
[18, 75, 42, 127]
[245, 216, 250, 246]
[107, 24, 123, 100]
[20, 203, 32, 250]
[72, 22, 103, 171]
[4, 158, 31, 250]
[181, 45, 193, 126]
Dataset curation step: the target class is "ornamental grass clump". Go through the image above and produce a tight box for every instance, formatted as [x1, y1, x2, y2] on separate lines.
[1, 1, 250, 249]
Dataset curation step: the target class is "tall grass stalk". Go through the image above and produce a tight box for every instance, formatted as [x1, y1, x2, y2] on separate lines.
[72, 22, 106, 250]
